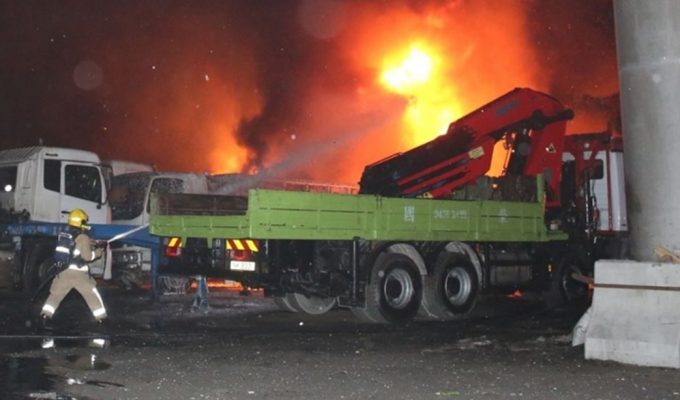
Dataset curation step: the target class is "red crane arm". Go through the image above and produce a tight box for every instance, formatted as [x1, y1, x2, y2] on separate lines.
[359, 88, 573, 207]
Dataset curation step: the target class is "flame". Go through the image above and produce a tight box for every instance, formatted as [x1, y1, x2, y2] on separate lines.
[190, 279, 245, 290]
[209, 124, 251, 173]
[331, 1, 547, 179]
[377, 43, 461, 147]
[381, 46, 434, 92]
[3, 2, 618, 182]
[130, 2, 616, 184]
[202, 2, 616, 184]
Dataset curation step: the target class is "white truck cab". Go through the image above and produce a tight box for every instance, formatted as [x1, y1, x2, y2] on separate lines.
[0, 146, 111, 291]
[562, 137, 628, 235]
[109, 171, 210, 290]
[591, 150, 628, 233]
[0, 146, 110, 224]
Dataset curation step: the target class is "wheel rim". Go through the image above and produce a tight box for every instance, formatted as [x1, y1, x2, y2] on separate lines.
[443, 266, 472, 306]
[383, 267, 415, 310]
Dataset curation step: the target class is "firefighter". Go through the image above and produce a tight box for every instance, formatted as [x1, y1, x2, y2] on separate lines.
[40, 208, 107, 326]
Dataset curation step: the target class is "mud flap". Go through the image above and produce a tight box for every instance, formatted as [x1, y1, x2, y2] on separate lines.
[580, 260, 680, 368]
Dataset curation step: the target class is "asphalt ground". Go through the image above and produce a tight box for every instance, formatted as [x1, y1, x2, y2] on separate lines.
[1, 284, 679, 400]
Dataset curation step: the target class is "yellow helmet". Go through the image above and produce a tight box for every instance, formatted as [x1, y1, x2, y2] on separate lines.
[67, 208, 90, 230]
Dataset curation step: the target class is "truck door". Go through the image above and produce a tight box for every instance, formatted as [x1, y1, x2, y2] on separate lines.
[60, 162, 109, 224]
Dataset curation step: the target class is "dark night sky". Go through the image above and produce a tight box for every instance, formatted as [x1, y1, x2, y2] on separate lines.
[0, 0, 618, 182]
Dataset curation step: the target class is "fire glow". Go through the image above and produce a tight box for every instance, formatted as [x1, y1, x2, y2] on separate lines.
[378, 43, 458, 145]
[381, 46, 434, 93]
[32, 1, 613, 184]
[210, 1, 617, 183]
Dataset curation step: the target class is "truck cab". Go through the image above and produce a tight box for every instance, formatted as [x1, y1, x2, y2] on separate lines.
[0, 146, 110, 291]
[109, 171, 210, 289]
[559, 132, 628, 260]
[0, 146, 110, 224]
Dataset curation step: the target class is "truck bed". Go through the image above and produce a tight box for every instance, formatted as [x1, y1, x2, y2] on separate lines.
[153, 193, 248, 216]
[149, 184, 567, 243]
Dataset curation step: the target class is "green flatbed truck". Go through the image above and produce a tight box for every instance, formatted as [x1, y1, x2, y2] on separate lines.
[149, 177, 574, 324]
[148, 88, 627, 323]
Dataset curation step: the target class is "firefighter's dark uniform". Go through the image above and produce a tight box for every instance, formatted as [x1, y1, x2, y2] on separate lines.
[40, 211, 107, 321]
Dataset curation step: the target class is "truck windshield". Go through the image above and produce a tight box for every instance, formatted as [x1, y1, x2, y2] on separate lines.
[65, 164, 103, 203]
[0, 166, 17, 192]
[110, 174, 152, 220]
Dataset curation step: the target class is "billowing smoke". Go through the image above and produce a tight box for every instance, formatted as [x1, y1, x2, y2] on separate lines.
[525, 0, 619, 132]
[0, 0, 617, 184]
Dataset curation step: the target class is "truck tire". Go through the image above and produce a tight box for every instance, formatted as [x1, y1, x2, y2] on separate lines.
[286, 293, 336, 315]
[10, 254, 23, 291]
[350, 306, 382, 323]
[352, 252, 422, 324]
[273, 296, 298, 313]
[37, 257, 59, 285]
[421, 252, 479, 320]
[22, 243, 53, 293]
[545, 250, 590, 308]
[158, 276, 191, 295]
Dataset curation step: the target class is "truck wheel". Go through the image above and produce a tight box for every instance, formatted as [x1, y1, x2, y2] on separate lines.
[545, 251, 590, 307]
[10, 254, 23, 291]
[273, 296, 298, 313]
[22, 243, 52, 293]
[353, 252, 422, 324]
[350, 306, 382, 323]
[158, 276, 190, 295]
[421, 253, 479, 320]
[37, 257, 58, 285]
[286, 293, 336, 315]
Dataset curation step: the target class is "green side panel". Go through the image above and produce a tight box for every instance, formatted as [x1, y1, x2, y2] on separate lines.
[151, 188, 567, 243]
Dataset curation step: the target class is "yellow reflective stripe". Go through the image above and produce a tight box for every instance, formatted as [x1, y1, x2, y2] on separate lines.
[168, 237, 180, 247]
[246, 240, 258, 252]
[226, 239, 258, 252]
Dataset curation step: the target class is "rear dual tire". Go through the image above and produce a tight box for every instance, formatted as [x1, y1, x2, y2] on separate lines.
[420, 253, 479, 321]
[351, 252, 422, 324]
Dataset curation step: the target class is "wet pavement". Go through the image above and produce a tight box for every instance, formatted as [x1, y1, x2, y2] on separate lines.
[1, 287, 679, 400]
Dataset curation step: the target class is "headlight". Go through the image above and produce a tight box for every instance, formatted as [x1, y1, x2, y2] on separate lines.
[113, 251, 141, 265]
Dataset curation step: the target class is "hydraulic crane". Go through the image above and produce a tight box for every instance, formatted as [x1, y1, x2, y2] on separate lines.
[359, 88, 574, 208]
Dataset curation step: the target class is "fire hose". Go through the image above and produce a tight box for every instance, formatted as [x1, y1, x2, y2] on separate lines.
[104, 223, 150, 244]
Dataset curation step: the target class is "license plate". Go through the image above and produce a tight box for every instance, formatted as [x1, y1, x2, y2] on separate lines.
[230, 261, 256, 271]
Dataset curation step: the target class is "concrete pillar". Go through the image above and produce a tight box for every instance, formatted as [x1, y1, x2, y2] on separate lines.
[614, 0, 680, 260]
